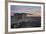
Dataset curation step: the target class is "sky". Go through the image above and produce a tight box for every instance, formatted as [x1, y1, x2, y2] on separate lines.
[11, 5, 41, 13]
[11, 5, 41, 16]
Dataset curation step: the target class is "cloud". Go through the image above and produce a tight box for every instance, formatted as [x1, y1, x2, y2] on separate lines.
[11, 5, 41, 16]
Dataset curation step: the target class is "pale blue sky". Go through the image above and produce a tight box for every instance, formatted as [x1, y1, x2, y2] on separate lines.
[11, 5, 41, 16]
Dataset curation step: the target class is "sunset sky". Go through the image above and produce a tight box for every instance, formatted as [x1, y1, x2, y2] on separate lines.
[11, 5, 41, 16]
